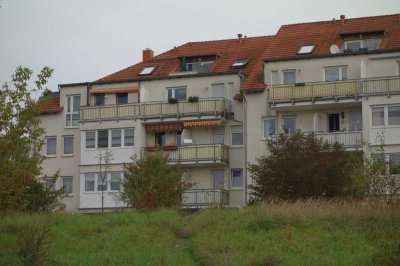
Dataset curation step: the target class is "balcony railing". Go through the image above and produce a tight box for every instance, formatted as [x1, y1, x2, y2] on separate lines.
[268, 76, 400, 105]
[141, 144, 229, 164]
[313, 131, 363, 148]
[80, 98, 230, 123]
[182, 189, 229, 207]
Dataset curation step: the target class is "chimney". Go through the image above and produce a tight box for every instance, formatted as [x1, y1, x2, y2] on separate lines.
[340, 15, 345, 25]
[142, 48, 154, 61]
[238, 33, 243, 43]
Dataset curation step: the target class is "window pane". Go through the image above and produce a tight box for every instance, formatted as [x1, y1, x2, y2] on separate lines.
[47, 137, 56, 155]
[231, 170, 243, 188]
[364, 39, 381, 50]
[62, 177, 73, 194]
[110, 172, 121, 191]
[155, 132, 165, 146]
[63, 136, 74, 155]
[325, 68, 340, 81]
[283, 70, 295, 84]
[45, 178, 55, 192]
[231, 126, 243, 145]
[342, 67, 348, 80]
[175, 88, 186, 101]
[111, 130, 121, 147]
[66, 114, 71, 126]
[350, 112, 362, 131]
[212, 170, 224, 189]
[86, 131, 95, 148]
[85, 174, 95, 192]
[346, 41, 361, 51]
[167, 89, 173, 99]
[372, 107, 384, 126]
[264, 119, 276, 137]
[389, 154, 400, 174]
[116, 93, 128, 104]
[212, 134, 224, 144]
[67, 96, 71, 112]
[72, 114, 80, 126]
[124, 128, 134, 146]
[212, 83, 225, 98]
[388, 106, 400, 125]
[98, 130, 109, 148]
[95, 94, 105, 106]
[97, 173, 108, 191]
[283, 117, 296, 134]
[271, 71, 278, 85]
[73, 95, 80, 112]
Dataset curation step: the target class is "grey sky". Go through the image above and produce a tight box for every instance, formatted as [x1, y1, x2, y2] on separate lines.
[1, 0, 399, 90]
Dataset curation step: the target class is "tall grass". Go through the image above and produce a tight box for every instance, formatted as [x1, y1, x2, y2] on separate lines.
[0, 201, 399, 265]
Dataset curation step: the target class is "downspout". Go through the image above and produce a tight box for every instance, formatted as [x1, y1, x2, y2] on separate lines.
[243, 94, 248, 206]
[86, 82, 90, 106]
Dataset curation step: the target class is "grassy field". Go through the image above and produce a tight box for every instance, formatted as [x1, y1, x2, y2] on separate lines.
[1, 201, 399, 265]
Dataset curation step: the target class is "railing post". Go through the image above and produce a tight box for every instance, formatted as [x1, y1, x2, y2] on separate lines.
[214, 99, 217, 117]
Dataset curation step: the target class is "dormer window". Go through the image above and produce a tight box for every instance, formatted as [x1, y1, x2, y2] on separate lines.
[232, 58, 250, 68]
[185, 61, 213, 73]
[139, 66, 156, 75]
[180, 54, 218, 74]
[297, 44, 316, 55]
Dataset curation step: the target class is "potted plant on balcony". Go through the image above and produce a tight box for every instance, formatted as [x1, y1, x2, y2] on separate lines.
[162, 144, 178, 151]
[168, 98, 178, 104]
[188, 96, 199, 102]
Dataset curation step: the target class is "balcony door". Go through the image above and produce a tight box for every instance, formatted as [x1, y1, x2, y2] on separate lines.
[350, 112, 362, 131]
[212, 83, 225, 98]
[328, 113, 340, 132]
[212, 170, 225, 189]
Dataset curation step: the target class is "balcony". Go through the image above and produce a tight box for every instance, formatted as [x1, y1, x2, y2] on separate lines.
[313, 131, 363, 149]
[80, 98, 230, 123]
[141, 144, 229, 165]
[182, 189, 229, 208]
[268, 76, 400, 107]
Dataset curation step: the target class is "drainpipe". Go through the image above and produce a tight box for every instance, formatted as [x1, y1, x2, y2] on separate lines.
[242, 94, 248, 206]
[86, 82, 90, 106]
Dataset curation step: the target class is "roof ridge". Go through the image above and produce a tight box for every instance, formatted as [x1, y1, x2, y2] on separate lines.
[185, 34, 275, 45]
[280, 13, 400, 29]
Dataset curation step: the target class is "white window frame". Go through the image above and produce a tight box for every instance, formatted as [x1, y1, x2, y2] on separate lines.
[297, 44, 315, 54]
[371, 105, 400, 128]
[344, 40, 362, 50]
[263, 117, 277, 139]
[46, 136, 57, 157]
[139, 66, 156, 75]
[231, 169, 243, 189]
[166, 86, 187, 101]
[83, 172, 123, 193]
[110, 172, 122, 192]
[84, 173, 95, 192]
[66, 95, 80, 127]
[282, 69, 296, 85]
[85, 128, 134, 150]
[62, 135, 74, 156]
[323, 66, 348, 82]
[62, 176, 73, 195]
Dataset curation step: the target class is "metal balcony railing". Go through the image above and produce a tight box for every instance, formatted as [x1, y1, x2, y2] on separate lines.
[141, 144, 229, 164]
[80, 98, 230, 123]
[182, 189, 229, 207]
[313, 131, 363, 148]
[268, 76, 400, 105]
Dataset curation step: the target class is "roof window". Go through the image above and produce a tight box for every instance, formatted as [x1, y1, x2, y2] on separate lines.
[139, 66, 156, 75]
[232, 58, 250, 68]
[297, 44, 316, 55]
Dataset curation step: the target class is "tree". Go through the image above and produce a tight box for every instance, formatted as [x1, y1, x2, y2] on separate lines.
[121, 152, 188, 210]
[248, 131, 359, 202]
[0, 66, 62, 213]
[97, 148, 113, 213]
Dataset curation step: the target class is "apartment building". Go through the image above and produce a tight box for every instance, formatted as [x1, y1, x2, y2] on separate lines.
[40, 14, 400, 212]
[40, 35, 273, 211]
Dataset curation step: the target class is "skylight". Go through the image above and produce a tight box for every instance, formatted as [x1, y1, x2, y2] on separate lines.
[297, 45, 316, 55]
[232, 58, 250, 68]
[139, 66, 156, 75]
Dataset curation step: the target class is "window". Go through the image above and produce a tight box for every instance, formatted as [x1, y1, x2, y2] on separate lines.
[232, 58, 250, 68]
[345, 39, 382, 51]
[66, 95, 80, 127]
[110, 172, 122, 191]
[139, 66, 156, 75]
[212, 128, 224, 144]
[98, 130, 109, 148]
[283, 70, 296, 84]
[95, 94, 105, 106]
[124, 128, 134, 146]
[372, 107, 384, 126]
[324, 66, 347, 82]
[155, 132, 166, 146]
[211, 83, 225, 98]
[62, 177, 73, 194]
[97, 173, 108, 192]
[167, 87, 186, 101]
[84, 173, 95, 192]
[271, 71, 278, 86]
[231, 126, 243, 145]
[350, 112, 363, 131]
[388, 106, 400, 126]
[264, 118, 277, 138]
[46, 137, 56, 156]
[116, 93, 128, 104]
[298, 44, 315, 54]
[345, 40, 362, 51]
[86, 131, 95, 149]
[389, 153, 400, 174]
[231, 169, 243, 188]
[185, 61, 213, 73]
[212, 170, 225, 189]
[63, 136, 74, 155]
[283, 116, 296, 134]
[397, 61, 400, 76]
[176, 131, 182, 147]
[111, 129, 121, 147]
[45, 177, 55, 192]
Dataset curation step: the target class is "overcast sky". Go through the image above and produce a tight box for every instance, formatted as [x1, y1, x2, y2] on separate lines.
[1, 0, 399, 91]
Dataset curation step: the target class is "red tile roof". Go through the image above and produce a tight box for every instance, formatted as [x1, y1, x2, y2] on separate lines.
[96, 35, 274, 92]
[262, 14, 400, 62]
[40, 93, 63, 114]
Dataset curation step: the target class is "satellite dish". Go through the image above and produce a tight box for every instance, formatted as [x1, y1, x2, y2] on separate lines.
[330, 44, 340, 54]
